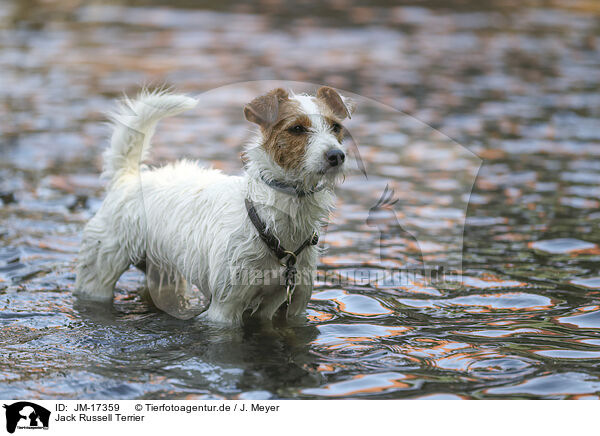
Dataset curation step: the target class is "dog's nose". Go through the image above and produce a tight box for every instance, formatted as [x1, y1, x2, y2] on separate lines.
[326, 149, 345, 167]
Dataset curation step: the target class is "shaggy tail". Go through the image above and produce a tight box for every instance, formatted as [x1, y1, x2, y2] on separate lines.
[102, 89, 198, 182]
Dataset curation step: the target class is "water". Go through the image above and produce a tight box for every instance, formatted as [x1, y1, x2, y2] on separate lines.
[1, 0, 600, 399]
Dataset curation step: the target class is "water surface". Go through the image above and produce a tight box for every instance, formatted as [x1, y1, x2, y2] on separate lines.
[1, 0, 600, 399]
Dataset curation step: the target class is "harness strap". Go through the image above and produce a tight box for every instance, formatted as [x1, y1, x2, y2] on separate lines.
[245, 198, 319, 264]
[245, 198, 319, 307]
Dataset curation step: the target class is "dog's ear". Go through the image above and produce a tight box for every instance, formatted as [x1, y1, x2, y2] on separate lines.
[244, 88, 289, 128]
[316, 86, 356, 120]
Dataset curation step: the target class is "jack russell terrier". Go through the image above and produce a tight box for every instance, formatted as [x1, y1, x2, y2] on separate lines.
[75, 86, 356, 324]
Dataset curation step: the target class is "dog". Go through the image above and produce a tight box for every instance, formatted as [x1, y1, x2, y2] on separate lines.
[75, 86, 356, 324]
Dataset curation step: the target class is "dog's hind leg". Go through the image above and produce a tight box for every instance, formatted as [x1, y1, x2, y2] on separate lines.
[75, 215, 131, 301]
[145, 263, 211, 319]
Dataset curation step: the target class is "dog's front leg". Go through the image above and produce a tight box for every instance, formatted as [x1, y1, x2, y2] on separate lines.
[287, 284, 313, 317]
[251, 285, 289, 321]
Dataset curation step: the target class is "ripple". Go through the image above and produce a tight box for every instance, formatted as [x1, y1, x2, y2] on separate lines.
[529, 238, 597, 254]
[534, 350, 600, 359]
[0, 370, 158, 399]
[302, 372, 411, 397]
[571, 277, 600, 289]
[312, 290, 392, 317]
[306, 309, 334, 323]
[313, 323, 408, 347]
[399, 292, 553, 312]
[578, 339, 600, 346]
[557, 308, 600, 329]
[370, 270, 443, 296]
[468, 356, 537, 380]
[414, 393, 465, 400]
[456, 328, 542, 338]
[486, 372, 600, 397]
[447, 275, 526, 289]
[399, 339, 471, 364]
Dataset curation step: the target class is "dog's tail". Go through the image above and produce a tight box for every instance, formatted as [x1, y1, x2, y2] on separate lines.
[102, 89, 198, 182]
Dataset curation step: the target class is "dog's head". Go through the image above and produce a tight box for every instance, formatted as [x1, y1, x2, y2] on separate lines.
[243, 86, 356, 191]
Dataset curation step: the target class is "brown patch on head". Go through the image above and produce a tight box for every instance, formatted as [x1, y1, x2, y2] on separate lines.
[316, 86, 356, 120]
[244, 88, 316, 170]
[325, 116, 346, 144]
[244, 87, 355, 170]
[263, 113, 312, 170]
[243, 88, 289, 128]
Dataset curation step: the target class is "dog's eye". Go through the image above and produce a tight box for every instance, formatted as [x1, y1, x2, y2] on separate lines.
[288, 125, 307, 134]
[331, 123, 342, 134]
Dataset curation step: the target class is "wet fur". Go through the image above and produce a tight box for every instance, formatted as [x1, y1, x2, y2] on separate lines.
[75, 87, 355, 325]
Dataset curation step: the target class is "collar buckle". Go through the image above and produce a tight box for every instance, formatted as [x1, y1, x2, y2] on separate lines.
[280, 250, 298, 267]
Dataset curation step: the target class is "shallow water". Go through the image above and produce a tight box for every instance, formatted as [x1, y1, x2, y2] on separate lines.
[1, 0, 600, 399]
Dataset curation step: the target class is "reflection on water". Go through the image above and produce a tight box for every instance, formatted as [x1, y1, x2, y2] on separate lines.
[2, 0, 600, 399]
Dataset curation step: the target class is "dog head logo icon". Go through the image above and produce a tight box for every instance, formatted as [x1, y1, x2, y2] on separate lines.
[3, 402, 50, 434]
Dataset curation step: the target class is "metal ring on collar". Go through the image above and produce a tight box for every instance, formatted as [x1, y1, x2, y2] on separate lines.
[280, 250, 297, 266]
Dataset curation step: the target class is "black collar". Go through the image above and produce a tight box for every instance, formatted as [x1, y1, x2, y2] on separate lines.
[245, 198, 319, 264]
[260, 173, 326, 197]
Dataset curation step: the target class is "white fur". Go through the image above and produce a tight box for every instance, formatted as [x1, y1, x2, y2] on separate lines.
[75, 89, 348, 325]
[293, 94, 320, 116]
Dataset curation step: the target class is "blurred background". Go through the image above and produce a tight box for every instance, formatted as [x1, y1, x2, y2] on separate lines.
[1, 0, 600, 399]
